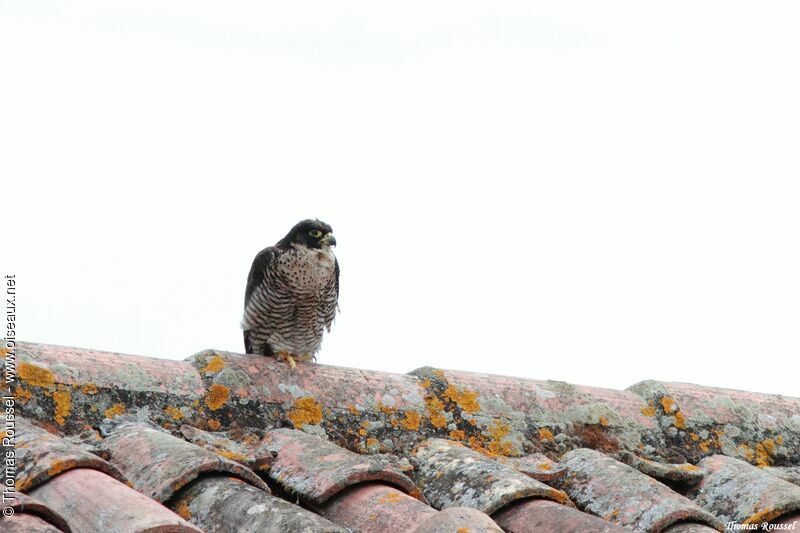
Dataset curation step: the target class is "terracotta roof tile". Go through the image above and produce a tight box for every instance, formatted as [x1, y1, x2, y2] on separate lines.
[413, 506, 504, 532]
[313, 482, 440, 532]
[29, 468, 201, 532]
[691, 454, 800, 525]
[1, 514, 64, 532]
[264, 427, 420, 504]
[553, 448, 723, 531]
[172, 475, 346, 532]
[493, 498, 632, 533]
[2, 493, 71, 532]
[100, 422, 269, 502]
[15, 417, 126, 492]
[8, 341, 800, 532]
[411, 438, 569, 514]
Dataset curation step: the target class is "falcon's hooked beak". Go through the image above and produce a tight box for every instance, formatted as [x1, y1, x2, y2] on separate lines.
[320, 233, 337, 247]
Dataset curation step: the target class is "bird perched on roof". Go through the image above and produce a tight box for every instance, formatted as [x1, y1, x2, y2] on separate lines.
[242, 219, 339, 369]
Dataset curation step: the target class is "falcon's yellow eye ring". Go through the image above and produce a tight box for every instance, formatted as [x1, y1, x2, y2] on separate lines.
[309, 230, 323, 238]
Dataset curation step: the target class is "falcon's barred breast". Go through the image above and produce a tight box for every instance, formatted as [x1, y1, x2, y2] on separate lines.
[242, 219, 339, 368]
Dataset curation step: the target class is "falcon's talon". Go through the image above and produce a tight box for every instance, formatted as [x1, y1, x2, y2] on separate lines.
[276, 352, 297, 370]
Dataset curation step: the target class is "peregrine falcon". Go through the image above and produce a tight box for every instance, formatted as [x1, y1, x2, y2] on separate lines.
[242, 219, 339, 369]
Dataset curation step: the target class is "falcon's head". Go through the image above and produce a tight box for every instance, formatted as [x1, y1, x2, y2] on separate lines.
[279, 219, 336, 249]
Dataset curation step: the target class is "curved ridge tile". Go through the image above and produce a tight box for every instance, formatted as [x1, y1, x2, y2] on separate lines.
[102, 422, 269, 502]
[14, 417, 126, 492]
[265, 428, 419, 504]
[693, 455, 800, 525]
[493, 498, 632, 533]
[411, 438, 570, 515]
[555, 448, 724, 532]
[172, 475, 346, 532]
[16, 342, 204, 434]
[628, 380, 800, 466]
[29, 468, 202, 533]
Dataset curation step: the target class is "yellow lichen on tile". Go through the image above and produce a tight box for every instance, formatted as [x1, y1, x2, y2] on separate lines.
[400, 411, 421, 431]
[216, 449, 247, 462]
[207, 419, 221, 431]
[598, 416, 609, 427]
[287, 396, 323, 428]
[660, 396, 676, 414]
[164, 406, 183, 421]
[743, 508, 784, 525]
[755, 439, 776, 467]
[457, 528, 470, 533]
[201, 355, 225, 374]
[444, 385, 480, 413]
[487, 420, 513, 456]
[14, 386, 31, 405]
[689, 432, 700, 442]
[538, 462, 552, 471]
[80, 383, 99, 395]
[176, 501, 192, 520]
[674, 411, 687, 429]
[449, 429, 466, 441]
[425, 394, 448, 429]
[738, 443, 755, 461]
[539, 428, 554, 441]
[698, 440, 711, 453]
[366, 437, 379, 448]
[641, 404, 656, 417]
[377, 491, 403, 505]
[18, 362, 56, 388]
[205, 384, 230, 411]
[104, 403, 126, 420]
[47, 459, 77, 477]
[53, 388, 72, 425]
[776, 435, 784, 445]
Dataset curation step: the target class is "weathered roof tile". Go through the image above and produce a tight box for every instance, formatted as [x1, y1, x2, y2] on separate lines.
[313, 482, 439, 532]
[413, 506, 504, 533]
[29, 468, 202, 533]
[628, 380, 800, 466]
[493, 498, 632, 533]
[14, 417, 125, 492]
[2, 493, 71, 533]
[172, 475, 346, 532]
[0, 514, 64, 533]
[411, 438, 570, 514]
[692, 454, 800, 525]
[100, 421, 269, 502]
[265, 427, 419, 504]
[554, 448, 723, 532]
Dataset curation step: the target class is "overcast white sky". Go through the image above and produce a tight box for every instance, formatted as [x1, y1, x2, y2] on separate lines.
[2, 1, 799, 397]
